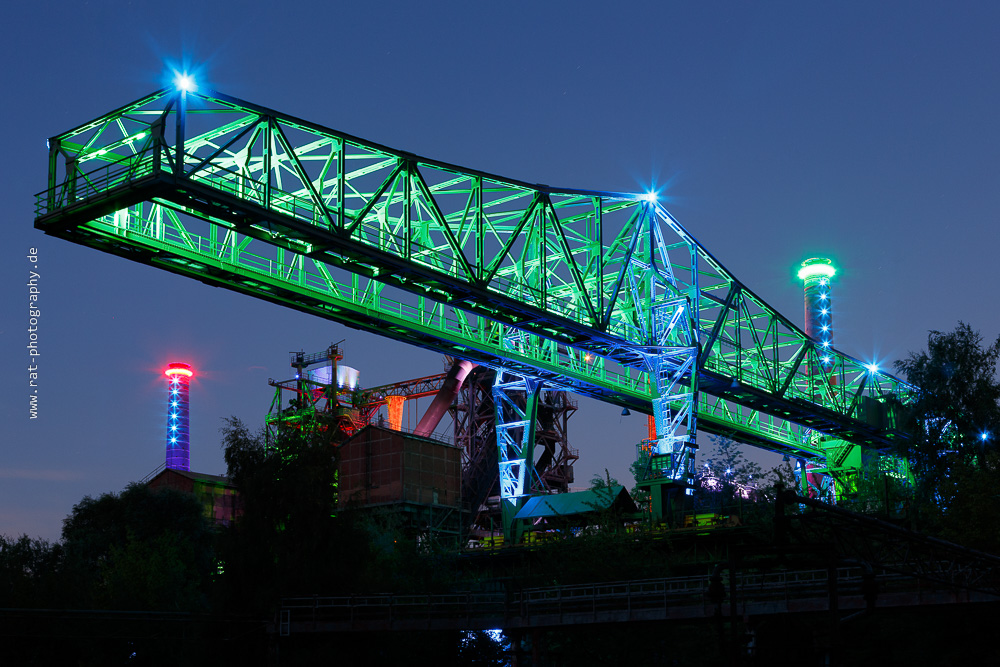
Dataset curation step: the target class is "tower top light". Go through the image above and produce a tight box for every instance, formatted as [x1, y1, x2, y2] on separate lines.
[165, 362, 193, 378]
[797, 257, 836, 282]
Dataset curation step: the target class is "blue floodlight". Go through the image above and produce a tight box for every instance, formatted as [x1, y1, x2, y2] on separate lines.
[865, 363, 879, 374]
[174, 73, 196, 92]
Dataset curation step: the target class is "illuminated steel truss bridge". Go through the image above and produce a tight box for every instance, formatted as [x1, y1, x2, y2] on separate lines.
[34, 86, 914, 539]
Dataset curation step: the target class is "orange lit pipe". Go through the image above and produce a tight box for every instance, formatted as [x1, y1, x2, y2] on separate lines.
[413, 359, 476, 437]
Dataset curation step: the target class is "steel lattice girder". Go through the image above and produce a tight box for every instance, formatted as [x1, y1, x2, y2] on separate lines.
[34, 88, 914, 455]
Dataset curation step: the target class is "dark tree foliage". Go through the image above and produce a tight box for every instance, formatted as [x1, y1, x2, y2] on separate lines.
[0, 534, 62, 607]
[61, 483, 215, 611]
[894, 323, 1000, 479]
[688, 435, 775, 527]
[3, 484, 218, 666]
[893, 322, 1000, 548]
[458, 630, 511, 666]
[217, 418, 373, 610]
[894, 322, 1000, 478]
[697, 436, 763, 499]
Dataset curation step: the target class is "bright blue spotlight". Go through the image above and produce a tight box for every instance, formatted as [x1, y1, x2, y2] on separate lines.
[640, 192, 658, 203]
[865, 363, 879, 374]
[174, 73, 196, 92]
[981, 431, 990, 441]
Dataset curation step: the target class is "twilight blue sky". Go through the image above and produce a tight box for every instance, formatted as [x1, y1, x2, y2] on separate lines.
[2, 1, 998, 540]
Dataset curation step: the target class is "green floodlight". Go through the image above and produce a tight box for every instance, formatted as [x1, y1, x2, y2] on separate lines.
[797, 257, 836, 282]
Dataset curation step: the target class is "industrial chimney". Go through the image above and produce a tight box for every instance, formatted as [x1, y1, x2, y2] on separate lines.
[164, 362, 193, 471]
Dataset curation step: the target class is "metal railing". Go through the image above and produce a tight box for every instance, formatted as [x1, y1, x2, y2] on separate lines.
[278, 566, 928, 634]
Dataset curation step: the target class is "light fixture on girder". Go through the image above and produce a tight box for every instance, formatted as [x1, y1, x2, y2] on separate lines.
[174, 73, 196, 92]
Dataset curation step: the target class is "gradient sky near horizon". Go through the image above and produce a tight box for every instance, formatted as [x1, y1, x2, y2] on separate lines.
[3, 1, 999, 541]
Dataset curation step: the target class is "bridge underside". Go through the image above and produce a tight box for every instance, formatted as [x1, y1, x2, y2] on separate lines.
[37, 174, 905, 456]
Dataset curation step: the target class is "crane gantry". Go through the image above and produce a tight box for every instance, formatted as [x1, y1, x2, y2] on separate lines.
[34, 84, 913, 539]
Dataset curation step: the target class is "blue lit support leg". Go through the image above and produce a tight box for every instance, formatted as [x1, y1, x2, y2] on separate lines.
[637, 298, 700, 522]
[494, 369, 544, 545]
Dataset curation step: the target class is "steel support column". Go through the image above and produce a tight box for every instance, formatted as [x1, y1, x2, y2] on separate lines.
[494, 369, 544, 544]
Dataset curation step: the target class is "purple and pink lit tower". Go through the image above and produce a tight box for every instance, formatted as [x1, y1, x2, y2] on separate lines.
[164, 362, 193, 471]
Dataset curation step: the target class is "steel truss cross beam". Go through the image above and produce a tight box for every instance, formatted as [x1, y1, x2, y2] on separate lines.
[35, 87, 915, 517]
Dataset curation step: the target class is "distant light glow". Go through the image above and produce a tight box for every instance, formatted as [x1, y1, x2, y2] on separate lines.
[819, 292, 828, 300]
[822, 356, 831, 364]
[981, 431, 990, 441]
[640, 191, 658, 203]
[865, 363, 879, 374]
[823, 341, 830, 348]
[820, 309, 828, 315]
[337, 365, 361, 390]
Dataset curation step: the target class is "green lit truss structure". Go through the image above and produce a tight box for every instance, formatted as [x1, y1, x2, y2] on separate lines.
[34, 87, 914, 538]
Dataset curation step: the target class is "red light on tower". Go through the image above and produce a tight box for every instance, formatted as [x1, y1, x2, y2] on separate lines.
[165, 362, 193, 471]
